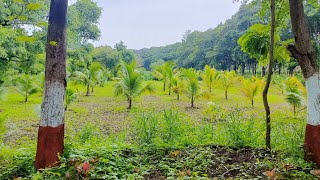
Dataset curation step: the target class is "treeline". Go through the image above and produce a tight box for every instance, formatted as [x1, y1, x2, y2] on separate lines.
[135, 3, 320, 75]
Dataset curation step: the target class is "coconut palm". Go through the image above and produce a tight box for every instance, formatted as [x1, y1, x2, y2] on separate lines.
[201, 65, 217, 93]
[15, 74, 39, 102]
[73, 62, 103, 96]
[154, 61, 175, 93]
[216, 71, 236, 100]
[65, 88, 78, 111]
[285, 87, 304, 115]
[114, 60, 155, 109]
[241, 78, 262, 107]
[181, 68, 200, 108]
[171, 72, 185, 100]
[96, 68, 111, 87]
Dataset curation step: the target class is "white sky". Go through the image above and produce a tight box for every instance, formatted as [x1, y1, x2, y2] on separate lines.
[93, 0, 241, 49]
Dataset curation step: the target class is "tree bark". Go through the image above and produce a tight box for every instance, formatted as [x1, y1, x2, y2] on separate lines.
[263, 0, 275, 150]
[288, 0, 320, 166]
[191, 96, 194, 108]
[86, 83, 90, 96]
[261, 66, 266, 77]
[241, 63, 245, 76]
[35, 0, 68, 169]
[128, 97, 132, 109]
[225, 89, 228, 100]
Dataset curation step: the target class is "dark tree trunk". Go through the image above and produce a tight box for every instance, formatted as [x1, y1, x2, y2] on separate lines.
[128, 97, 132, 109]
[263, 0, 275, 150]
[288, 0, 320, 167]
[225, 89, 228, 100]
[91, 87, 94, 93]
[191, 96, 194, 108]
[35, 0, 68, 169]
[163, 82, 166, 91]
[261, 66, 266, 77]
[241, 63, 245, 76]
[86, 83, 90, 96]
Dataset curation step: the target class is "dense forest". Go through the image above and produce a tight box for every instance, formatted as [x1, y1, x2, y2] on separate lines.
[136, 3, 320, 75]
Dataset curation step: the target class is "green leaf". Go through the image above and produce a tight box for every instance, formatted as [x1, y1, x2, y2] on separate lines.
[17, 36, 36, 42]
[49, 41, 58, 46]
[26, 3, 42, 11]
[18, 16, 28, 21]
[36, 21, 48, 27]
[13, 0, 25, 4]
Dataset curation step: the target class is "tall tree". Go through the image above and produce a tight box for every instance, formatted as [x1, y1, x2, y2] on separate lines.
[35, 0, 68, 169]
[288, 0, 320, 166]
[263, 0, 276, 150]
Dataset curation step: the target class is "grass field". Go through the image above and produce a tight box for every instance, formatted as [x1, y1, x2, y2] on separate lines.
[0, 80, 316, 179]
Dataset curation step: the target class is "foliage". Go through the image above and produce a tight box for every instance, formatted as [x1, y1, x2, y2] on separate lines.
[216, 71, 237, 100]
[72, 61, 103, 96]
[65, 88, 78, 111]
[181, 68, 200, 108]
[240, 77, 263, 107]
[201, 65, 217, 93]
[114, 60, 155, 109]
[14, 74, 39, 102]
[285, 86, 304, 115]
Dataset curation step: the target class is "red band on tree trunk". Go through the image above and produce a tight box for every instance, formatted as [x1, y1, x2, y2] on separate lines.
[304, 124, 320, 167]
[35, 124, 64, 169]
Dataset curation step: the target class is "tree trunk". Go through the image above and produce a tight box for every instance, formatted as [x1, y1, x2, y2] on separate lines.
[191, 96, 194, 108]
[35, 0, 68, 169]
[288, 0, 320, 167]
[163, 82, 166, 91]
[252, 99, 254, 107]
[263, 0, 275, 150]
[225, 88, 228, 100]
[86, 83, 90, 96]
[241, 63, 245, 76]
[261, 66, 266, 77]
[91, 87, 94, 93]
[25, 96, 28, 102]
[128, 97, 132, 109]
[177, 93, 179, 100]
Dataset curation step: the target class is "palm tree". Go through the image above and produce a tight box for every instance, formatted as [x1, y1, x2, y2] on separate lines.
[114, 60, 155, 109]
[241, 78, 262, 107]
[73, 62, 103, 96]
[65, 88, 78, 111]
[182, 68, 199, 108]
[154, 61, 175, 93]
[201, 65, 217, 93]
[216, 71, 236, 100]
[285, 86, 304, 115]
[171, 72, 185, 100]
[15, 74, 39, 102]
[96, 68, 110, 87]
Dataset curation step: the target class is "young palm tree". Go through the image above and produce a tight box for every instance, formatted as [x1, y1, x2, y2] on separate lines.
[154, 61, 175, 93]
[114, 60, 155, 109]
[216, 71, 236, 100]
[65, 88, 78, 111]
[73, 62, 103, 96]
[96, 68, 110, 87]
[171, 72, 185, 100]
[181, 68, 199, 108]
[15, 74, 39, 102]
[201, 65, 217, 93]
[285, 86, 304, 115]
[241, 78, 262, 107]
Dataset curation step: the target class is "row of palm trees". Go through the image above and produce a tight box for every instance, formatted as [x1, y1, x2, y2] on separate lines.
[0, 60, 305, 113]
[113, 60, 306, 112]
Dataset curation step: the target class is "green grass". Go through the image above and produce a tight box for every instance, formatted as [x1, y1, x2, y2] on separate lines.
[0, 80, 314, 179]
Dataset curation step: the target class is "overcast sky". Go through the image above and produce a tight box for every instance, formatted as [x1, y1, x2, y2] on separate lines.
[94, 0, 241, 50]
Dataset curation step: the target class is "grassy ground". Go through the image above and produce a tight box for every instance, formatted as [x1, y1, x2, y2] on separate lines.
[0, 80, 316, 179]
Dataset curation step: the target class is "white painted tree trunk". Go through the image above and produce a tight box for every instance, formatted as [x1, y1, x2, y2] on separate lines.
[40, 81, 65, 127]
[306, 73, 320, 126]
